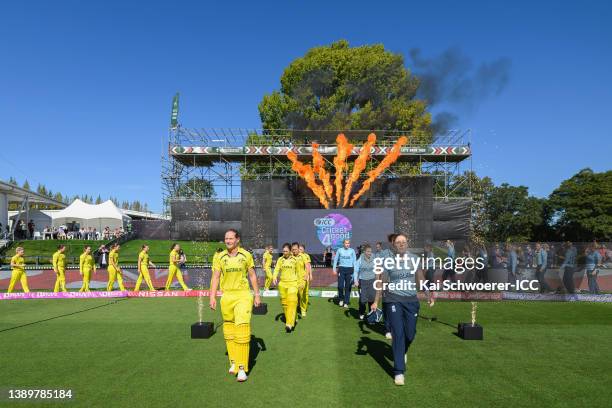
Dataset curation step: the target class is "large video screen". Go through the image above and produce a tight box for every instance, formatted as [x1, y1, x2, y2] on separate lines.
[277, 208, 394, 252]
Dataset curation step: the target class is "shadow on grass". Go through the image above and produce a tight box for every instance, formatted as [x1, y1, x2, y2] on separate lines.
[357, 320, 387, 336]
[0, 298, 130, 334]
[355, 336, 394, 378]
[343, 308, 360, 319]
[248, 335, 267, 373]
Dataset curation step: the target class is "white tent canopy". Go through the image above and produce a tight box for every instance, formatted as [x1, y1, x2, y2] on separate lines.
[52, 199, 131, 231]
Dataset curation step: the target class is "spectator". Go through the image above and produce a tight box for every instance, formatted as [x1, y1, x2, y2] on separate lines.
[584, 245, 602, 294]
[506, 243, 518, 283]
[474, 244, 489, 284]
[491, 243, 504, 268]
[442, 240, 456, 283]
[27, 220, 35, 239]
[98, 245, 109, 269]
[525, 245, 534, 268]
[323, 246, 331, 267]
[560, 241, 577, 293]
[535, 242, 551, 293]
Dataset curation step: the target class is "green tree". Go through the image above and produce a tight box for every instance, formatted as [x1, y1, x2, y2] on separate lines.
[548, 168, 612, 241]
[258, 40, 432, 142]
[485, 183, 544, 242]
[22, 180, 30, 190]
[95, 195, 102, 204]
[8, 176, 18, 185]
[176, 178, 216, 199]
[37, 184, 48, 196]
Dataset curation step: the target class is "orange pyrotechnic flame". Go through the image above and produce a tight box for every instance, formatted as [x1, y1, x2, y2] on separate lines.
[287, 151, 329, 209]
[333, 134, 354, 206]
[342, 133, 377, 207]
[311, 143, 333, 200]
[349, 136, 408, 207]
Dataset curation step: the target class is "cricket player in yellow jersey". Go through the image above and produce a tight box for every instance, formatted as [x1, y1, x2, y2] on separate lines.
[263, 245, 274, 290]
[52, 245, 67, 292]
[7, 247, 29, 293]
[297, 244, 312, 317]
[209, 229, 261, 382]
[79, 246, 96, 292]
[106, 243, 126, 291]
[165, 243, 189, 291]
[273, 243, 299, 332]
[135, 244, 156, 291]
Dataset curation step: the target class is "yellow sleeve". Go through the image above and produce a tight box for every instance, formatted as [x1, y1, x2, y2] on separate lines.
[247, 252, 255, 270]
[273, 258, 281, 280]
[80, 255, 84, 271]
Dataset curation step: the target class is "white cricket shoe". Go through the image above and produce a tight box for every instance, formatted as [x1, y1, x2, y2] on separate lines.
[236, 369, 248, 382]
[228, 362, 236, 375]
[343, 304, 349, 309]
[394, 374, 405, 386]
[385, 332, 392, 340]
[339, 300, 344, 307]
[359, 315, 365, 320]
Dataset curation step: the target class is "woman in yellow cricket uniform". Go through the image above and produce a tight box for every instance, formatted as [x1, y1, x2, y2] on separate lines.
[209, 229, 261, 382]
[52, 244, 67, 292]
[298, 244, 312, 317]
[165, 243, 189, 291]
[135, 244, 156, 291]
[273, 243, 299, 332]
[7, 246, 29, 293]
[79, 246, 96, 292]
[263, 245, 273, 290]
[106, 243, 126, 291]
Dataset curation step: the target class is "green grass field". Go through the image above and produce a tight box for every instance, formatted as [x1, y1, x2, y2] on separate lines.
[1, 298, 610, 407]
[1, 240, 224, 265]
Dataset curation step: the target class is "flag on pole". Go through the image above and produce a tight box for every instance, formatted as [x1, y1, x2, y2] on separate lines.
[170, 92, 179, 129]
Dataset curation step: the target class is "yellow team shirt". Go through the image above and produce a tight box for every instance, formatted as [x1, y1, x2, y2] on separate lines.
[295, 254, 307, 280]
[213, 248, 254, 292]
[273, 256, 298, 283]
[11, 254, 25, 274]
[169, 250, 179, 267]
[109, 250, 119, 269]
[80, 253, 94, 273]
[139, 251, 149, 271]
[53, 251, 66, 272]
[298, 252, 311, 280]
[263, 251, 273, 271]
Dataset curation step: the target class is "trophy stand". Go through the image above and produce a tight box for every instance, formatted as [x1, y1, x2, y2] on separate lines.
[458, 302, 483, 340]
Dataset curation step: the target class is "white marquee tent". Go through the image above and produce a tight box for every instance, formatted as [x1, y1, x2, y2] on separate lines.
[52, 199, 131, 230]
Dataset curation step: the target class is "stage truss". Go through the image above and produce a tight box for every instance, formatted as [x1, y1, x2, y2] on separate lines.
[161, 128, 473, 210]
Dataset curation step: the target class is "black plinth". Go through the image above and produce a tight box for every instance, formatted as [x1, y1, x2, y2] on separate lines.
[458, 323, 483, 340]
[253, 303, 268, 315]
[191, 322, 214, 339]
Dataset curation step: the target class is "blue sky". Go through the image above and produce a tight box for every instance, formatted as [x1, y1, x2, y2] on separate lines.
[1, 0, 610, 212]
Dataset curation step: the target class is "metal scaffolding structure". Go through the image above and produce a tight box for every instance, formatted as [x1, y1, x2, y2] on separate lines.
[161, 127, 473, 211]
